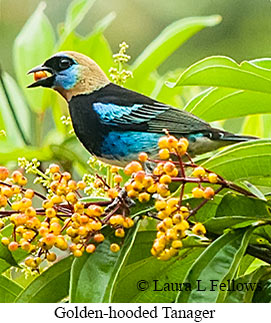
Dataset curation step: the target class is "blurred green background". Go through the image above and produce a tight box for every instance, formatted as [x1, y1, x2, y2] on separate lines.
[1, 0, 271, 77]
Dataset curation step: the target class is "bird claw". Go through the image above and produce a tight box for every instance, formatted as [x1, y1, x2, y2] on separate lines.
[104, 188, 135, 213]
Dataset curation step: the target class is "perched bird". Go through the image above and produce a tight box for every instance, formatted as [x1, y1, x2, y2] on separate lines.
[28, 51, 256, 166]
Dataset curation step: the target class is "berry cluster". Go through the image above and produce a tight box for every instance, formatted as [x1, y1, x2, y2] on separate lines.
[0, 163, 133, 269]
[0, 133, 254, 269]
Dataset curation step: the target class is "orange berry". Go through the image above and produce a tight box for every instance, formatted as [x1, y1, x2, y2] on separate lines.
[68, 180, 77, 191]
[110, 243, 120, 253]
[167, 135, 178, 149]
[138, 152, 148, 162]
[62, 172, 71, 181]
[0, 195, 7, 207]
[127, 189, 139, 198]
[134, 171, 145, 183]
[110, 166, 119, 173]
[109, 215, 124, 226]
[11, 170, 22, 183]
[113, 174, 122, 184]
[24, 189, 34, 199]
[192, 187, 204, 198]
[86, 244, 96, 253]
[86, 205, 103, 217]
[94, 233, 104, 243]
[12, 185, 20, 194]
[34, 70, 47, 81]
[108, 188, 118, 199]
[0, 166, 9, 180]
[8, 241, 19, 251]
[203, 187, 215, 199]
[77, 181, 86, 190]
[163, 162, 175, 174]
[124, 161, 142, 175]
[1, 186, 13, 198]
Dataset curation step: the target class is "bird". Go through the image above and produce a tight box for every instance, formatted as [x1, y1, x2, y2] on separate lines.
[27, 51, 257, 167]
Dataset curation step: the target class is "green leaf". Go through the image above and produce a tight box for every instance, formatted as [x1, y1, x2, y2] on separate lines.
[0, 146, 53, 164]
[253, 279, 271, 303]
[13, 2, 55, 113]
[205, 193, 271, 234]
[0, 72, 31, 146]
[177, 227, 255, 302]
[15, 256, 73, 302]
[130, 15, 221, 83]
[0, 275, 22, 302]
[168, 56, 271, 94]
[113, 248, 203, 303]
[184, 87, 271, 122]
[202, 139, 271, 187]
[225, 266, 271, 302]
[70, 221, 140, 302]
[58, 0, 96, 46]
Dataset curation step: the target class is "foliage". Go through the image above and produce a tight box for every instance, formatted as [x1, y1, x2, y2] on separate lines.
[0, 0, 271, 303]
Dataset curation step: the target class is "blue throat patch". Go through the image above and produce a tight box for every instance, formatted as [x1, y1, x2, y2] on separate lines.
[54, 64, 79, 90]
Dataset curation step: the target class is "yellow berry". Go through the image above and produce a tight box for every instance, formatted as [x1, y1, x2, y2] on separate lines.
[192, 187, 204, 198]
[115, 228, 125, 238]
[159, 148, 170, 160]
[1, 237, 9, 246]
[138, 192, 150, 203]
[167, 135, 178, 150]
[157, 184, 170, 197]
[123, 217, 134, 228]
[73, 249, 83, 257]
[180, 206, 190, 217]
[192, 166, 206, 178]
[192, 223, 206, 236]
[163, 217, 173, 228]
[142, 176, 154, 188]
[172, 213, 183, 224]
[155, 200, 167, 211]
[109, 215, 124, 226]
[208, 173, 218, 184]
[158, 136, 169, 149]
[159, 174, 172, 185]
[110, 243, 120, 253]
[47, 252, 57, 262]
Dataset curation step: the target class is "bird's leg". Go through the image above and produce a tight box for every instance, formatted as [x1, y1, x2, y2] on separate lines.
[104, 187, 135, 214]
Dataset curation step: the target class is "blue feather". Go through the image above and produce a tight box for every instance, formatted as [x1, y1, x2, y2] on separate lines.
[100, 131, 161, 160]
[93, 102, 145, 124]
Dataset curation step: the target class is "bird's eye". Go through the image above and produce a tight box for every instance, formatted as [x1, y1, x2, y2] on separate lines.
[59, 58, 72, 70]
